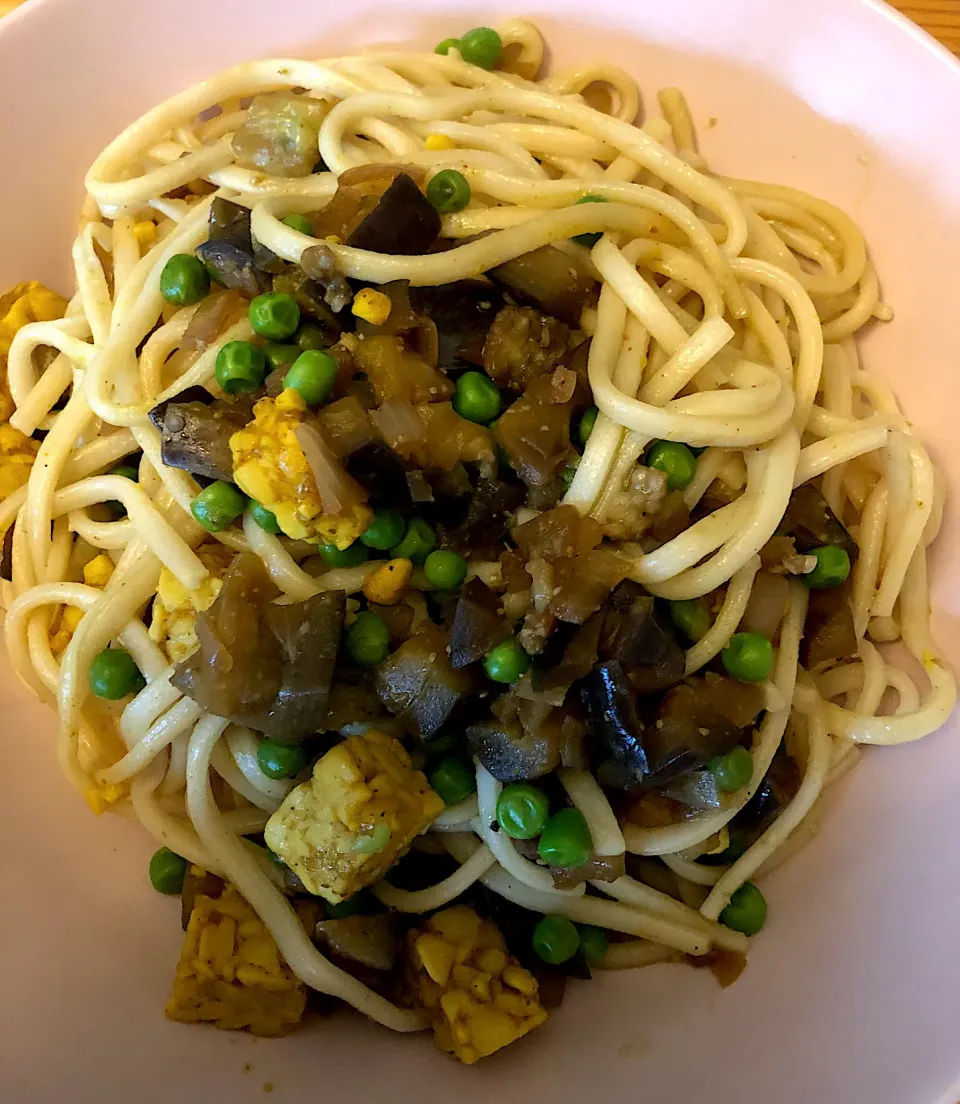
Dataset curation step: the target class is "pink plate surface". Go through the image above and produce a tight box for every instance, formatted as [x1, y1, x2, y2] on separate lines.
[1, 1, 959, 1101]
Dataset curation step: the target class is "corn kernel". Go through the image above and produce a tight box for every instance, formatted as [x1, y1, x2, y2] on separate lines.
[61, 606, 85, 632]
[425, 134, 456, 151]
[83, 553, 115, 588]
[351, 287, 393, 326]
[501, 964, 538, 995]
[325, 234, 342, 245]
[362, 557, 412, 605]
[133, 221, 157, 249]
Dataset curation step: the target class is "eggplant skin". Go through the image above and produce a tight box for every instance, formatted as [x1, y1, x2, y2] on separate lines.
[195, 239, 268, 297]
[581, 660, 649, 787]
[346, 173, 441, 256]
[448, 577, 509, 669]
[467, 718, 560, 783]
[157, 400, 249, 483]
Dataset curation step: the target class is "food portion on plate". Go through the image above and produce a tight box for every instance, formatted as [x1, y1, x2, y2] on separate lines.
[1, 17, 954, 1064]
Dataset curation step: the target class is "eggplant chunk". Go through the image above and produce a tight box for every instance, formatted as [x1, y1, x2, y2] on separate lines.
[347, 173, 441, 256]
[410, 281, 504, 368]
[158, 399, 252, 482]
[490, 245, 596, 326]
[315, 915, 397, 972]
[645, 682, 742, 784]
[208, 197, 253, 253]
[148, 386, 214, 429]
[467, 717, 560, 783]
[449, 577, 509, 669]
[531, 612, 602, 694]
[195, 239, 267, 297]
[345, 441, 413, 511]
[581, 660, 648, 787]
[779, 484, 857, 561]
[600, 582, 685, 694]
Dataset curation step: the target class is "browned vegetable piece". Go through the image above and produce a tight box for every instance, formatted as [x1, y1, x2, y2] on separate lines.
[157, 397, 253, 482]
[374, 624, 477, 738]
[551, 853, 625, 891]
[482, 305, 570, 392]
[581, 660, 649, 788]
[739, 570, 790, 638]
[700, 672, 766, 729]
[550, 551, 626, 624]
[232, 92, 328, 178]
[148, 385, 213, 428]
[0, 521, 14, 582]
[646, 682, 743, 784]
[354, 280, 439, 366]
[323, 677, 385, 732]
[410, 281, 504, 368]
[600, 582, 685, 693]
[180, 289, 245, 352]
[368, 601, 414, 646]
[315, 915, 397, 971]
[500, 549, 531, 594]
[347, 173, 441, 255]
[171, 553, 345, 742]
[467, 716, 560, 783]
[353, 335, 452, 406]
[531, 612, 603, 693]
[495, 374, 576, 487]
[316, 395, 377, 459]
[514, 505, 603, 560]
[402, 404, 496, 473]
[662, 770, 722, 811]
[299, 243, 353, 313]
[801, 584, 857, 669]
[490, 245, 597, 326]
[778, 484, 857, 561]
[309, 165, 422, 243]
[438, 479, 524, 561]
[449, 577, 508, 669]
[647, 490, 691, 547]
[295, 423, 369, 515]
[690, 948, 748, 988]
[208, 197, 254, 253]
[195, 239, 267, 297]
[271, 265, 343, 335]
[345, 441, 413, 511]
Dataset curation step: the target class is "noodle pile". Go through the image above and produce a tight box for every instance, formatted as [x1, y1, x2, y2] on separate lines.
[2, 18, 955, 1033]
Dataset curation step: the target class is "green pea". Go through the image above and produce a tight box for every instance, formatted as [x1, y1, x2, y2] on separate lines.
[435, 37, 460, 55]
[317, 540, 369, 568]
[215, 339, 268, 394]
[283, 349, 338, 406]
[483, 638, 531, 684]
[721, 631, 774, 683]
[429, 758, 476, 806]
[257, 737, 309, 780]
[281, 213, 313, 236]
[190, 481, 247, 533]
[532, 914, 580, 965]
[645, 440, 698, 491]
[390, 517, 436, 564]
[426, 169, 471, 213]
[578, 405, 598, 446]
[360, 509, 407, 551]
[453, 370, 501, 425]
[264, 343, 300, 372]
[324, 894, 364, 918]
[496, 783, 550, 840]
[577, 925, 608, 966]
[149, 847, 188, 895]
[458, 26, 503, 70]
[424, 549, 468, 590]
[159, 253, 210, 307]
[719, 882, 767, 936]
[110, 464, 139, 482]
[295, 323, 328, 352]
[560, 462, 579, 491]
[345, 611, 390, 668]
[249, 502, 281, 534]
[537, 807, 593, 868]
[802, 545, 851, 589]
[709, 746, 754, 793]
[669, 598, 711, 642]
[572, 195, 609, 248]
[249, 292, 301, 341]
[89, 647, 146, 700]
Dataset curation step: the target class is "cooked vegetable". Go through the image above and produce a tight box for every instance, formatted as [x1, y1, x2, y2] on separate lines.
[669, 597, 711, 641]
[435, 37, 459, 55]
[284, 349, 338, 406]
[778, 484, 857, 560]
[346, 441, 414, 512]
[578, 405, 598, 445]
[719, 882, 767, 936]
[298, 243, 354, 314]
[532, 914, 580, 965]
[375, 624, 476, 738]
[362, 558, 413, 605]
[449, 577, 508, 669]
[802, 544, 850, 588]
[497, 782, 550, 839]
[721, 631, 774, 683]
[207, 197, 254, 252]
[160, 254, 210, 306]
[646, 681, 743, 783]
[453, 370, 501, 424]
[709, 746, 753, 793]
[249, 292, 300, 341]
[89, 647, 146, 699]
[495, 374, 576, 488]
[484, 638, 532, 684]
[581, 660, 649, 787]
[190, 481, 247, 532]
[739, 571, 790, 638]
[531, 612, 602, 693]
[467, 716, 560, 783]
[171, 554, 344, 741]
[600, 582, 685, 692]
[149, 847, 189, 894]
[802, 585, 857, 669]
[347, 172, 441, 255]
[360, 509, 406, 551]
[232, 92, 328, 178]
[429, 757, 476, 805]
[645, 440, 698, 492]
[318, 540, 368, 568]
[426, 168, 472, 213]
[257, 737, 309, 780]
[156, 397, 248, 482]
[410, 281, 504, 369]
[194, 239, 266, 297]
[282, 213, 313, 236]
[249, 502, 280, 533]
[458, 26, 503, 68]
[483, 306, 571, 394]
[351, 287, 393, 326]
[215, 340, 267, 394]
[491, 245, 596, 325]
[571, 195, 609, 247]
[440, 478, 524, 560]
[424, 549, 467, 590]
[315, 914, 398, 972]
[345, 611, 391, 668]
[577, 925, 608, 965]
[391, 516, 436, 564]
[265, 729, 442, 901]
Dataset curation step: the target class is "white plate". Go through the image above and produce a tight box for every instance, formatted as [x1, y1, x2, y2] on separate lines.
[1, 1, 959, 1101]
